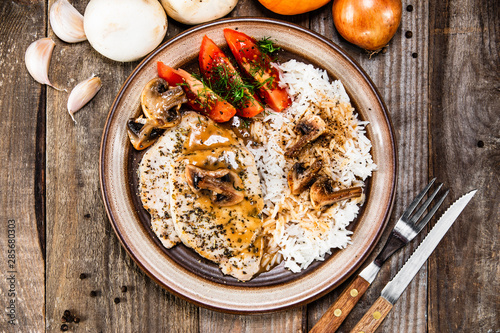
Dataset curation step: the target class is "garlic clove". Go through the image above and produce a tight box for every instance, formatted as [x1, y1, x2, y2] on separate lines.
[50, 0, 86, 43]
[67, 75, 102, 123]
[25, 37, 65, 91]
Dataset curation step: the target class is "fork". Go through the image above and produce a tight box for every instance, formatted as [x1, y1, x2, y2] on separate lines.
[310, 178, 449, 333]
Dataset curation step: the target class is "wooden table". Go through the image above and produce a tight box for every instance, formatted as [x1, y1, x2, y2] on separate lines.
[1, 0, 498, 332]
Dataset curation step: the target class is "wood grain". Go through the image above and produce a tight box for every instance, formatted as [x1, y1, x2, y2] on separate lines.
[310, 276, 371, 333]
[44, 1, 198, 332]
[0, 0, 498, 332]
[0, 1, 46, 332]
[350, 296, 394, 333]
[428, 0, 500, 331]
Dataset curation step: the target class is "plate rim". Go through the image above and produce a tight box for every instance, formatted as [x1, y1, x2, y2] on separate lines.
[99, 17, 397, 314]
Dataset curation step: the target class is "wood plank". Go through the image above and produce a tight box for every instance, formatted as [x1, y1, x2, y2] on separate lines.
[6, 0, 494, 331]
[44, 1, 198, 332]
[0, 1, 46, 332]
[308, 1, 430, 332]
[200, 307, 306, 333]
[428, 0, 500, 331]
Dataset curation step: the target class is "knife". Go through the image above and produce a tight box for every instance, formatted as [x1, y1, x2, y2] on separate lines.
[349, 189, 477, 333]
[310, 179, 447, 333]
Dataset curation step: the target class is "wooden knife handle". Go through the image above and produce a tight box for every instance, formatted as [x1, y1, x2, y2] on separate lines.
[310, 275, 370, 333]
[349, 296, 393, 333]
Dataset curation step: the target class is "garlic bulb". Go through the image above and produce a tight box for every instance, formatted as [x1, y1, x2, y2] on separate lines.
[49, 0, 86, 43]
[25, 38, 64, 91]
[67, 75, 102, 122]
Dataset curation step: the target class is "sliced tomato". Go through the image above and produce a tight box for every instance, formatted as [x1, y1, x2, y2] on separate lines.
[157, 61, 236, 122]
[223, 29, 291, 112]
[199, 35, 264, 118]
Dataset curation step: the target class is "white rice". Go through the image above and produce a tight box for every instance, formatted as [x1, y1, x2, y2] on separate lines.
[248, 59, 376, 273]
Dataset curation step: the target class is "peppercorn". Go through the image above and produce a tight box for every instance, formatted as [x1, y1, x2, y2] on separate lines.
[114, 297, 121, 304]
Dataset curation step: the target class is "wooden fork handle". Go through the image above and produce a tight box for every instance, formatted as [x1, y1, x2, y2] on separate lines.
[349, 296, 393, 333]
[310, 275, 370, 333]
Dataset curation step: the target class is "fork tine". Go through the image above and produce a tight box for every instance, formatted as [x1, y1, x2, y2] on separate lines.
[401, 178, 436, 220]
[409, 183, 444, 224]
[412, 189, 449, 233]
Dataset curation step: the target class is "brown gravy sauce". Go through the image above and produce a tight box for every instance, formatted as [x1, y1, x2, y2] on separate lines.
[185, 120, 239, 151]
[181, 117, 263, 257]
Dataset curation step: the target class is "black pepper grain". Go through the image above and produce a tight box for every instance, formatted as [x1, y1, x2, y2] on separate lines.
[412, 52, 418, 58]
[121, 286, 128, 293]
[90, 290, 97, 297]
[74, 317, 80, 323]
[79, 273, 87, 280]
[61, 324, 69, 331]
[114, 297, 121, 304]
[405, 31, 413, 38]
[477, 140, 484, 147]
[406, 4, 413, 12]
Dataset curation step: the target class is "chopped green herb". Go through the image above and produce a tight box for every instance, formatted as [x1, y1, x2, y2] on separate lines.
[203, 63, 256, 109]
[257, 37, 281, 55]
[255, 76, 275, 89]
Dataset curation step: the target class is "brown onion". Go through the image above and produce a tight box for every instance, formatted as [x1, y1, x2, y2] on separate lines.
[332, 0, 402, 51]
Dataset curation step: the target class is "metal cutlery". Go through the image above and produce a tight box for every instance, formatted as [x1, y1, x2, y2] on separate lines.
[310, 178, 448, 333]
[350, 189, 476, 333]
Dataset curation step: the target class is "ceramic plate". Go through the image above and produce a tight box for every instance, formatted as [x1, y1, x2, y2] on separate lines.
[100, 18, 396, 313]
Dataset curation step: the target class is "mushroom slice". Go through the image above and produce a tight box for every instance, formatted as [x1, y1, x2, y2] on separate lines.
[285, 115, 327, 158]
[127, 118, 164, 150]
[310, 177, 363, 210]
[141, 78, 187, 129]
[287, 160, 323, 195]
[185, 164, 245, 207]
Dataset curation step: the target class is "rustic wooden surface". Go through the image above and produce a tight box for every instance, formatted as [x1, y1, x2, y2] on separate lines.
[0, 0, 498, 332]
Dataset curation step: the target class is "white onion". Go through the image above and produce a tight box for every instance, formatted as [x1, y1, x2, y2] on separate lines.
[160, 0, 238, 25]
[84, 0, 168, 62]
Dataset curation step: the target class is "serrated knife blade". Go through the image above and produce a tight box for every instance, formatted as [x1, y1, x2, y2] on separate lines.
[350, 189, 477, 333]
[381, 189, 476, 304]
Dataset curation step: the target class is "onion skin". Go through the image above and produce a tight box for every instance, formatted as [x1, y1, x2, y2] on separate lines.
[332, 0, 402, 51]
[160, 0, 238, 25]
[258, 0, 331, 15]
